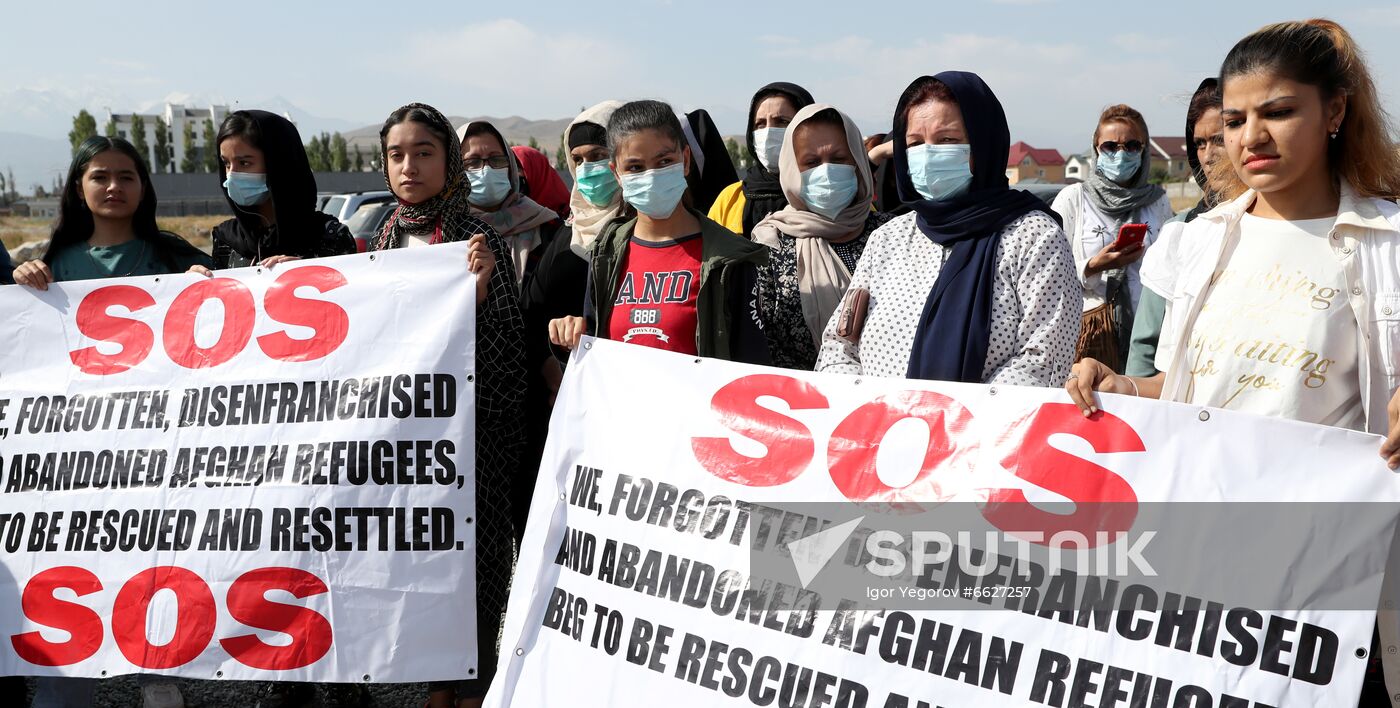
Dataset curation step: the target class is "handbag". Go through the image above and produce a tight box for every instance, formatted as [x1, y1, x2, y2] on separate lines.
[836, 287, 870, 343]
[1075, 270, 1134, 372]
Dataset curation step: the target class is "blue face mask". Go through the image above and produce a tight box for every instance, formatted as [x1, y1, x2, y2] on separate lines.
[466, 166, 512, 207]
[575, 160, 619, 206]
[799, 163, 859, 220]
[224, 171, 270, 207]
[906, 144, 973, 201]
[620, 163, 688, 219]
[1096, 150, 1141, 184]
[753, 128, 786, 173]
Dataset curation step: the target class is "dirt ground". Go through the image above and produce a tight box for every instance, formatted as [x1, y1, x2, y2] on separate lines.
[2, 216, 219, 255]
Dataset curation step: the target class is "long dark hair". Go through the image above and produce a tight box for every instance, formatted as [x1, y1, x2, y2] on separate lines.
[43, 136, 160, 265]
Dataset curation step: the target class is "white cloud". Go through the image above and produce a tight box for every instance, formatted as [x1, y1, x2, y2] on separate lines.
[760, 31, 1205, 152]
[385, 19, 632, 116]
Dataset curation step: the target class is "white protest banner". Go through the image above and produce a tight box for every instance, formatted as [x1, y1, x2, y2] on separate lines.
[0, 245, 477, 683]
[489, 337, 1400, 707]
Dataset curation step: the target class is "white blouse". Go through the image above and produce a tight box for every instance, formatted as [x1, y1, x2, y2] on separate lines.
[815, 210, 1080, 387]
[1051, 183, 1174, 312]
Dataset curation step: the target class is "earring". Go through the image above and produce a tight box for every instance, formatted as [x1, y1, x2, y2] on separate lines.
[1330, 129, 1339, 140]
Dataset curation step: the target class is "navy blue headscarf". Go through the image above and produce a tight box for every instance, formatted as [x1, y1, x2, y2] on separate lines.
[897, 71, 1055, 383]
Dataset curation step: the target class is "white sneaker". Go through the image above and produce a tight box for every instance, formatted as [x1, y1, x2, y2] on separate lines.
[141, 681, 186, 708]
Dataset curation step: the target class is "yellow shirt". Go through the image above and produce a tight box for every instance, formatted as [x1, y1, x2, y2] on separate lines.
[707, 181, 746, 235]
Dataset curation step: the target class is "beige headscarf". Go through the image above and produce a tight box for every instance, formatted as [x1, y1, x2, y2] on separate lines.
[750, 103, 874, 347]
[456, 120, 558, 286]
[563, 100, 626, 258]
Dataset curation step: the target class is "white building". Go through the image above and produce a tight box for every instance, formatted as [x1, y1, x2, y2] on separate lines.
[105, 104, 232, 173]
[1064, 153, 1092, 183]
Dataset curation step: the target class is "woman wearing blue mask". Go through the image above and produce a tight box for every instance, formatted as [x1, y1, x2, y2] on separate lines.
[708, 82, 815, 237]
[195, 111, 355, 276]
[548, 99, 770, 364]
[1050, 104, 1173, 372]
[457, 121, 559, 290]
[751, 104, 891, 370]
[815, 72, 1080, 385]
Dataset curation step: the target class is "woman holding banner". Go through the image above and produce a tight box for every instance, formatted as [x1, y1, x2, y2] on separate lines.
[373, 103, 525, 708]
[197, 110, 356, 274]
[546, 99, 770, 364]
[750, 103, 891, 370]
[14, 137, 210, 291]
[1063, 20, 1400, 705]
[814, 72, 1080, 387]
[14, 136, 209, 708]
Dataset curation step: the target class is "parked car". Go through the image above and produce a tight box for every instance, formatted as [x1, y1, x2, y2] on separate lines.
[345, 201, 397, 253]
[315, 192, 336, 213]
[323, 190, 393, 223]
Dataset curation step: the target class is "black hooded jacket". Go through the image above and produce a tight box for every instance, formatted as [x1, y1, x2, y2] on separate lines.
[211, 110, 354, 268]
[683, 109, 739, 213]
[739, 82, 814, 236]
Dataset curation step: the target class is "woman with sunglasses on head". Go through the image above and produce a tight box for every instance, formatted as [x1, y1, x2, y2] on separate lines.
[1051, 105, 1172, 373]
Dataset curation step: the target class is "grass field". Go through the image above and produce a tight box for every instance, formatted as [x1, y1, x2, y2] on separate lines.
[2, 216, 219, 254]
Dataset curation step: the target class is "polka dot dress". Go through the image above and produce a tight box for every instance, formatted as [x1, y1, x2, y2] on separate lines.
[815, 210, 1080, 386]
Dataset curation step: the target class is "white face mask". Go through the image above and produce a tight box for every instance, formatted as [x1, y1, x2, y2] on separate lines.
[752, 127, 786, 173]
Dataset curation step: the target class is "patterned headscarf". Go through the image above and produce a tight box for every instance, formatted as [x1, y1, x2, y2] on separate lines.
[373, 103, 495, 250]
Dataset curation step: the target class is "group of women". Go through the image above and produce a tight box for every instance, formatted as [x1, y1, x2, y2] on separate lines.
[8, 16, 1400, 708]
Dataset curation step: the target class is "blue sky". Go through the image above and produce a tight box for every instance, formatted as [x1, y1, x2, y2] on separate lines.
[4, 0, 1400, 156]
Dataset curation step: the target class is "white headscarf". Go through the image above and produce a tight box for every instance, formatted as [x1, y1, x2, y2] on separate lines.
[563, 101, 626, 258]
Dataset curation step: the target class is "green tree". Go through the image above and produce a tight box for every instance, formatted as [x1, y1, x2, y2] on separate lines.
[305, 135, 329, 172]
[527, 136, 540, 151]
[104, 116, 117, 137]
[320, 132, 333, 171]
[353, 145, 365, 172]
[555, 135, 567, 170]
[153, 118, 172, 174]
[202, 119, 218, 173]
[725, 137, 747, 172]
[1149, 167, 1171, 185]
[130, 115, 150, 170]
[180, 120, 198, 173]
[6, 168, 16, 203]
[331, 132, 350, 172]
[69, 110, 98, 156]
[0, 171, 7, 206]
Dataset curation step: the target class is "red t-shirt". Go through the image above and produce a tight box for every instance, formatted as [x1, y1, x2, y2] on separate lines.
[607, 234, 703, 354]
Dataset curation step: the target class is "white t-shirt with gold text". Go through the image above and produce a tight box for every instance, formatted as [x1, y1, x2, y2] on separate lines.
[1182, 213, 1364, 430]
